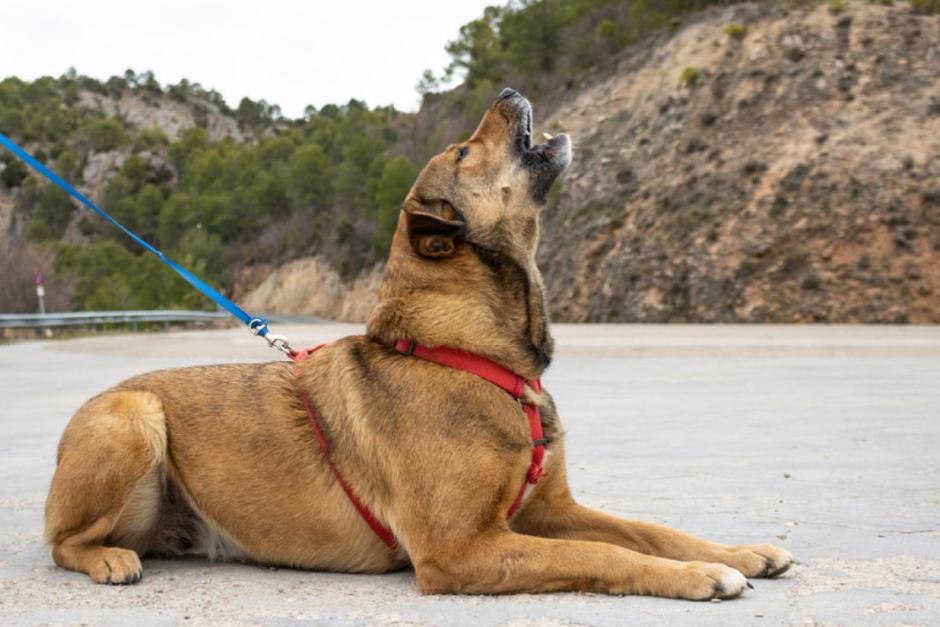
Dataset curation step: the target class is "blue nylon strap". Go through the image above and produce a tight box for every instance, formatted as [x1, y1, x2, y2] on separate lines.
[0, 131, 268, 336]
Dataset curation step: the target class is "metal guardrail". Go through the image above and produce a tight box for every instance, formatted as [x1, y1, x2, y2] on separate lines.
[0, 310, 230, 329]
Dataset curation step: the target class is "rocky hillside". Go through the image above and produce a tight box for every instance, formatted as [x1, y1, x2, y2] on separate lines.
[537, 0, 940, 323]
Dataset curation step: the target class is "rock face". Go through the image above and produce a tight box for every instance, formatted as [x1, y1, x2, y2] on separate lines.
[536, 1, 940, 323]
[77, 91, 242, 143]
[239, 257, 383, 322]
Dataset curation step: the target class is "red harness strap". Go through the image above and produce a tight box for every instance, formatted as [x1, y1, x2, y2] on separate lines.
[291, 345, 398, 550]
[290, 340, 546, 550]
[392, 339, 546, 519]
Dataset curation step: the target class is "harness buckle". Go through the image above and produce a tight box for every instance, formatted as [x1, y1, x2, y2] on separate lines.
[248, 318, 293, 355]
[527, 463, 544, 484]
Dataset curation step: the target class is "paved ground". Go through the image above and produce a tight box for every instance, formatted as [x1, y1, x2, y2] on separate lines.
[1, 324, 938, 626]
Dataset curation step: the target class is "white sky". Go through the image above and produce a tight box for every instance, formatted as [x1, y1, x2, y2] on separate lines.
[1, 0, 496, 117]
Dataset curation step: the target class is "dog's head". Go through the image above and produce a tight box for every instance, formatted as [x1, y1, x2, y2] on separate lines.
[399, 88, 571, 262]
[373, 89, 570, 373]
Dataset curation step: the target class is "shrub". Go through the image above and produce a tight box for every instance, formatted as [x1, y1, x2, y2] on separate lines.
[828, 0, 846, 13]
[596, 18, 624, 48]
[133, 127, 169, 152]
[85, 117, 127, 152]
[55, 148, 81, 183]
[801, 272, 821, 290]
[680, 66, 700, 87]
[777, 253, 810, 280]
[725, 23, 747, 39]
[30, 186, 75, 240]
[0, 157, 28, 188]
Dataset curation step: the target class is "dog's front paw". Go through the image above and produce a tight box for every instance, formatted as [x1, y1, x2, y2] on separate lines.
[87, 547, 143, 585]
[666, 561, 748, 601]
[722, 544, 794, 578]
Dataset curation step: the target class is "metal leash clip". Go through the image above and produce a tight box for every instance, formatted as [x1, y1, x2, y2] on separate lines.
[248, 318, 293, 356]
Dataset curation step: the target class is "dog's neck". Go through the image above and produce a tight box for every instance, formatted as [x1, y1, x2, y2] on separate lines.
[366, 236, 554, 380]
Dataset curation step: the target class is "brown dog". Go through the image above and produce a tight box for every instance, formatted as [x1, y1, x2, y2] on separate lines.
[45, 88, 793, 600]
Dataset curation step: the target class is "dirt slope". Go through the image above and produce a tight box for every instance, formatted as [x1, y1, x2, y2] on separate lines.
[537, 0, 940, 322]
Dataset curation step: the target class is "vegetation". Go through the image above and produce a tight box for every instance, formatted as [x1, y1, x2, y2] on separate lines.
[407, 0, 749, 158]
[424, 0, 739, 105]
[680, 66, 701, 87]
[0, 72, 415, 311]
[725, 22, 747, 39]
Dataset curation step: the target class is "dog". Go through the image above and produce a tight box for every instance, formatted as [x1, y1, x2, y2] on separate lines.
[44, 88, 793, 599]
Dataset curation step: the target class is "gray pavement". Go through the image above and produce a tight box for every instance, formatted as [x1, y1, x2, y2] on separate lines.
[1, 324, 938, 626]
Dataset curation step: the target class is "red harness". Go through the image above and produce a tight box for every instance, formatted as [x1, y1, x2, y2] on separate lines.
[290, 339, 546, 551]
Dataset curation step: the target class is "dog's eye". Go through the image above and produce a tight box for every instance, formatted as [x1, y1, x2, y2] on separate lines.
[456, 146, 469, 162]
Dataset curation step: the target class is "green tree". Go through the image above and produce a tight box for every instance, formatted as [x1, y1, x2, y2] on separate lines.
[85, 117, 127, 152]
[0, 157, 28, 188]
[168, 127, 209, 172]
[287, 143, 333, 207]
[445, 6, 507, 86]
[372, 156, 417, 254]
[30, 186, 75, 240]
[133, 183, 165, 241]
[416, 70, 443, 96]
[133, 127, 168, 152]
[55, 148, 81, 183]
[501, 0, 570, 75]
[336, 135, 377, 211]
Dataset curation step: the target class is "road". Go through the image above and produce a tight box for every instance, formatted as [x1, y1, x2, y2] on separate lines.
[1, 324, 938, 626]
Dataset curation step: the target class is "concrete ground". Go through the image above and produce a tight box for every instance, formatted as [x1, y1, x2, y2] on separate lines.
[0, 324, 938, 626]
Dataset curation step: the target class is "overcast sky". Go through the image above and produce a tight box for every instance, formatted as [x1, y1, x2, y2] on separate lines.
[1, 0, 496, 118]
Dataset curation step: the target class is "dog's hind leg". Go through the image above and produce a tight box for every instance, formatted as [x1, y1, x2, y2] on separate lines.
[44, 391, 167, 584]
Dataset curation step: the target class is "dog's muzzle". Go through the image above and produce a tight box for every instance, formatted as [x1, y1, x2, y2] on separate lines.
[498, 89, 572, 201]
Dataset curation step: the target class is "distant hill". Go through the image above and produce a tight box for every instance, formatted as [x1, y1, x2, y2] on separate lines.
[0, 70, 417, 314]
[1, 0, 938, 322]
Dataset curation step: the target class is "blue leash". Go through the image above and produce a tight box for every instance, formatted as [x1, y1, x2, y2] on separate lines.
[0, 131, 292, 354]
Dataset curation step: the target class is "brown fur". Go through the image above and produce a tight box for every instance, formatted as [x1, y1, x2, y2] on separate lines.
[44, 91, 792, 598]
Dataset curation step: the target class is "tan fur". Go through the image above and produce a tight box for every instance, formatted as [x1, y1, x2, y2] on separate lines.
[44, 91, 792, 598]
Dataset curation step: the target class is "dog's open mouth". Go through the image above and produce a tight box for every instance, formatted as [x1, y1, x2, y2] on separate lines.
[514, 98, 569, 162]
[498, 88, 572, 200]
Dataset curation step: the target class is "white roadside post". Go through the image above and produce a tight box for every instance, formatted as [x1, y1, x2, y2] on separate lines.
[34, 269, 52, 337]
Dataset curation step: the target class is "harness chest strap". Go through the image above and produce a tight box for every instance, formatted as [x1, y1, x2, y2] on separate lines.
[392, 339, 546, 519]
[291, 344, 398, 550]
[291, 340, 546, 550]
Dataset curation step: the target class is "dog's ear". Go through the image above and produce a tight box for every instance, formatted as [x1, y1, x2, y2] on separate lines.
[404, 198, 465, 259]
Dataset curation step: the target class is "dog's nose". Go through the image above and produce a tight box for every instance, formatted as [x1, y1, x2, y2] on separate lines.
[498, 87, 519, 100]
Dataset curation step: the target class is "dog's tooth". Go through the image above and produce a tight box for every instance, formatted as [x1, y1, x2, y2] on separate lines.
[543, 132, 553, 140]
